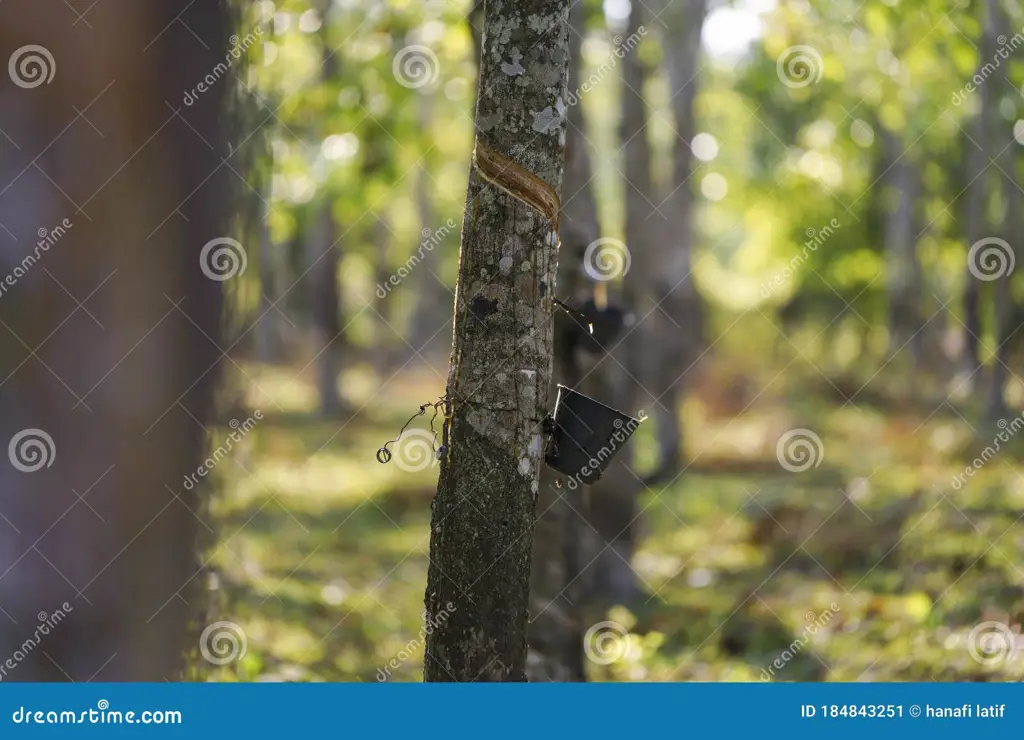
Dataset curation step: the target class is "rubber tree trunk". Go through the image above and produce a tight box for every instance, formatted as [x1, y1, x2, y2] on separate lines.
[423, 0, 571, 682]
[962, 0, 997, 378]
[988, 155, 1018, 421]
[408, 94, 453, 363]
[255, 200, 286, 364]
[988, 30, 1019, 421]
[0, 0, 232, 680]
[527, 0, 598, 682]
[880, 128, 923, 364]
[579, 2, 659, 607]
[647, 0, 708, 482]
[310, 198, 345, 415]
[310, 6, 346, 416]
[622, 2, 657, 314]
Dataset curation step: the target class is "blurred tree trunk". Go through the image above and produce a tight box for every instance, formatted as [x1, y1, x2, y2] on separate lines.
[311, 5, 346, 415]
[880, 129, 922, 365]
[622, 3, 657, 314]
[423, 0, 570, 682]
[988, 16, 1019, 421]
[309, 198, 345, 415]
[527, 0, 598, 683]
[0, 0, 233, 680]
[962, 0, 998, 379]
[409, 94, 453, 363]
[646, 0, 708, 482]
[989, 153, 1018, 421]
[581, 0, 656, 607]
[370, 208, 393, 365]
[255, 201, 286, 364]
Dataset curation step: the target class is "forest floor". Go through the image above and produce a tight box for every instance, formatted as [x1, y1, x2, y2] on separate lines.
[202, 334, 1024, 682]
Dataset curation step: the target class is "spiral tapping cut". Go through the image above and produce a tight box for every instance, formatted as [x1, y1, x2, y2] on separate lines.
[472, 143, 561, 233]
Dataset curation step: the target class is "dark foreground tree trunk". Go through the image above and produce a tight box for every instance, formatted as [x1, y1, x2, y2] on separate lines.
[423, 0, 571, 682]
[0, 0, 235, 679]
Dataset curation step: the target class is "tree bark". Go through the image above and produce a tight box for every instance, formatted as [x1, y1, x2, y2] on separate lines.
[423, 0, 571, 682]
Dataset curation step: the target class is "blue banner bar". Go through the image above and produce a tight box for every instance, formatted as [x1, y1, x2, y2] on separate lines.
[0, 683, 1020, 737]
